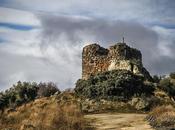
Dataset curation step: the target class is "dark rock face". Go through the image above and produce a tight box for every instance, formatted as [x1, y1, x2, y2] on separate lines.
[82, 42, 151, 80]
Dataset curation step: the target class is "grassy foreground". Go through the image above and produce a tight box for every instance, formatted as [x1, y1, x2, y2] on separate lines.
[0, 92, 93, 130]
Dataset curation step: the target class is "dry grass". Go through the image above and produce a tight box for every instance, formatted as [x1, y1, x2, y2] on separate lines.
[147, 105, 175, 128]
[0, 92, 94, 130]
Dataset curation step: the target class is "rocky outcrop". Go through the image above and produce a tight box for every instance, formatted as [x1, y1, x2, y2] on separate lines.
[82, 42, 151, 80]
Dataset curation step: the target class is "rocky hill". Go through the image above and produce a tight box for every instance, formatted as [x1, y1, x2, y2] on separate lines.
[75, 43, 156, 111]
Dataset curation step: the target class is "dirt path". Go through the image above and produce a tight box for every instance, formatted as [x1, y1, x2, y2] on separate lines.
[85, 113, 155, 130]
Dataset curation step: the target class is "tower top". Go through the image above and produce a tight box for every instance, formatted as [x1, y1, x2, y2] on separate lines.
[122, 37, 125, 43]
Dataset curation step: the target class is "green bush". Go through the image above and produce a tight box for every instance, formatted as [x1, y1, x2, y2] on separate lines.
[37, 82, 61, 97]
[159, 78, 175, 100]
[0, 81, 60, 113]
[75, 70, 155, 100]
[152, 75, 161, 83]
[170, 72, 175, 79]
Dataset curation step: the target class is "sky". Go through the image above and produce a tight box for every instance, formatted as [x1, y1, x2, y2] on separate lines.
[0, 0, 175, 91]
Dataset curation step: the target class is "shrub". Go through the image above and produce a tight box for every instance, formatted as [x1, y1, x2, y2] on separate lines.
[51, 104, 86, 130]
[37, 82, 61, 97]
[15, 81, 38, 102]
[0, 81, 61, 113]
[152, 75, 161, 83]
[170, 72, 175, 79]
[159, 78, 175, 100]
[147, 105, 175, 128]
[75, 70, 155, 100]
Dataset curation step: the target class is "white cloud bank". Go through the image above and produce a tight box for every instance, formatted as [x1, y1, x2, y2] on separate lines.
[1, 0, 175, 25]
[0, 0, 175, 91]
[0, 7, 40, 26]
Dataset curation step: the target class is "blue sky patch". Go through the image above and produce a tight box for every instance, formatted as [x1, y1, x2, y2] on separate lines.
[0, 0, 8, 6]
[0, 22, 38, 31]
[0, 37, 7, 43]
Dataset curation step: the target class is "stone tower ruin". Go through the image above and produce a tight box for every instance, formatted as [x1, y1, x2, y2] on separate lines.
[82, 42, 151, 80]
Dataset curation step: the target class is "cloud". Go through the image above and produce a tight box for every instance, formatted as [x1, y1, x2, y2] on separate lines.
[0, 7, 40, 26]
[38, 14, 175, 76]
[0, 1, 175, 91]
[153, 26, 175, 57]
[39, 14, 158, 59]
[0, 16, 83, 91]
[0, 50, 80, 91]
[1, 0, 175, 25]
[150, 56, 175, 75]
[0, 33, 81, 91]
[149, 26, 175, 75]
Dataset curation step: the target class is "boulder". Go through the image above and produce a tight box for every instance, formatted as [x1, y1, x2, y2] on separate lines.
[129, 97, 149, 110]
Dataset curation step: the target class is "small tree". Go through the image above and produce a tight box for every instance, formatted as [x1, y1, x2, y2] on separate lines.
[159, 78, 175, 100]
[170, 72, 175, 79]
[37, 82, 60, 97]
[152, 75, 161, 83]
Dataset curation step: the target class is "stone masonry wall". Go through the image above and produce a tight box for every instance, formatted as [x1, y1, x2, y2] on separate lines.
[82, 43, 151, 80]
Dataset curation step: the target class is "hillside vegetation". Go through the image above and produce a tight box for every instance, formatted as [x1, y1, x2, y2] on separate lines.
[146, 73, 175, 129]
[0, 92, 93, 130]
[1, 71, 175, 130]
[75, 70, 154, 100]
[0, 81, 60, 114]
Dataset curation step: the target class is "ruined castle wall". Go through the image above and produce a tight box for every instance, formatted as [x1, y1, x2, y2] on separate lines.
[82, 43, 148, 80]
[108, 43, 142, 63]
[82, 44, 110, 80]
